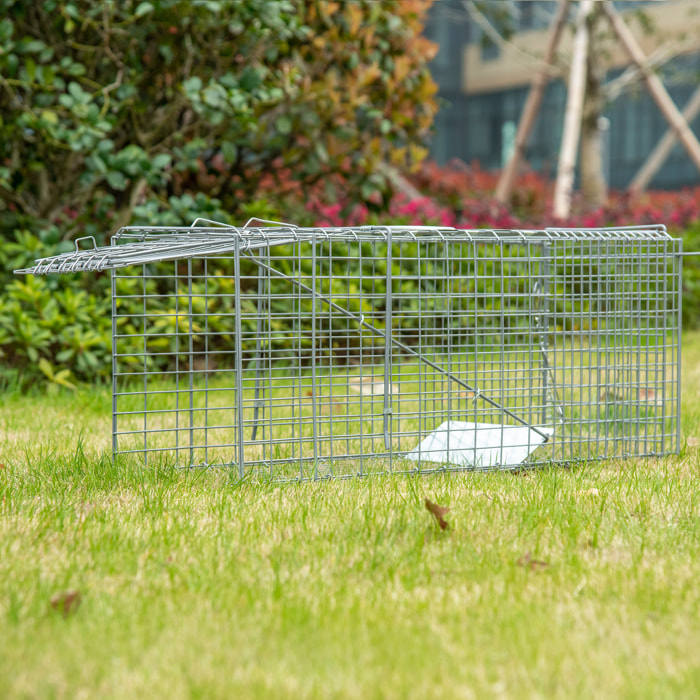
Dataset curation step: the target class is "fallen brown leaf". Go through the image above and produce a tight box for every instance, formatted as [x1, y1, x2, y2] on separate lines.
[425, 498, 450, 530]
[49, 590, 82, 617]
[516, 552, 549, 571]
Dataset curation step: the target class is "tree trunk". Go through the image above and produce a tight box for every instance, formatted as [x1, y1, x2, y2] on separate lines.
[553, 0, 593, 220]
[580, 3, 607, 211]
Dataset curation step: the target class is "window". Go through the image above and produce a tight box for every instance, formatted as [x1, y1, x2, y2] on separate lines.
[481, 39, 500, 62]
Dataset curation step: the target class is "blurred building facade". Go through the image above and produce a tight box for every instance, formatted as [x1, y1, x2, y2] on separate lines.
[424, 0, 700, 189]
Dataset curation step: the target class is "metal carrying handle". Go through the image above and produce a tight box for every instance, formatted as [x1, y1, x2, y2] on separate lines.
[74, 236, 97, 252]
[242, 217, 299, 229]
[189, 218, 235, 229]
[189, 217, 300, 233]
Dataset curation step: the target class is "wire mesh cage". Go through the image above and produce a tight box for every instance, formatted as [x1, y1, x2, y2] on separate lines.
[17, 222, 682, 479]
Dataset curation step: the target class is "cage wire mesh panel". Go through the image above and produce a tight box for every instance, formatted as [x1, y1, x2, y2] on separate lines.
[16, 224, 681, 479]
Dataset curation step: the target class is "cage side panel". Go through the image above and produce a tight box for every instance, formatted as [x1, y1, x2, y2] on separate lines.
[112, 238, 550, 473]
[113, 258, 242, 468]
[546, 237, 680, 463]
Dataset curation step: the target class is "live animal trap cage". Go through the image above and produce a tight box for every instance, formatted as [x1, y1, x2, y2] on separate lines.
[17, 222, 682, 479]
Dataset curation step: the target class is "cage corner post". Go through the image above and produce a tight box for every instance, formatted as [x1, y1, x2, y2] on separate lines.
[539, 241, 554, 427]
[233, 237, 245, 479]
[110, 266, 118, 463]
[311, 233, 319, 477]
[676, 237, 683, 455]
[383, 227, 393, 468]
[187, 258, 195, 466]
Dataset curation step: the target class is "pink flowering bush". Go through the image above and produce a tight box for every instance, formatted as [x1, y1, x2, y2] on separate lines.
[305, 159, 700, 233]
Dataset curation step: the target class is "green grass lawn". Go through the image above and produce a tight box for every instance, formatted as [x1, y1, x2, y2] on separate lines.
[1, 334, 700, 699]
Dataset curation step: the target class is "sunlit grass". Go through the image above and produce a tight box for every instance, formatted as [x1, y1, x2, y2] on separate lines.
[0, 333, 699, 698]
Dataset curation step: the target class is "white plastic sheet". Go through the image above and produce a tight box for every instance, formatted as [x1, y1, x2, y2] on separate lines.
[405, 421, 553, 469]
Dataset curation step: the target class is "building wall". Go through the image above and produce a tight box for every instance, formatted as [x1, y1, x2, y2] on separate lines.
[424, 0, 700, 190]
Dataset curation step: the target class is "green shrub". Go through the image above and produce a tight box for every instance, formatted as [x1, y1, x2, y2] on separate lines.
[0, 0, 437, 240]
[681, 224, 700, 330]
[0, 271, 111, 389]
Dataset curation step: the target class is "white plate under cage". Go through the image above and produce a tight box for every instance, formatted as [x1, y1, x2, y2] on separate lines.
[405, 421, 553, 469]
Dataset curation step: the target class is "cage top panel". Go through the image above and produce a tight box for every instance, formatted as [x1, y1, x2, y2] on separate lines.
[15, 223, 672, 275]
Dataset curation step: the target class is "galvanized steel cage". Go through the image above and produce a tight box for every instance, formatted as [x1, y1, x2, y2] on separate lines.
[18, 223, 682, 478]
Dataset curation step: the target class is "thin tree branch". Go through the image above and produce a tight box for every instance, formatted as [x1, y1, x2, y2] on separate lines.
[462, 0, 567, 77]
[602, 36, 699, 102]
